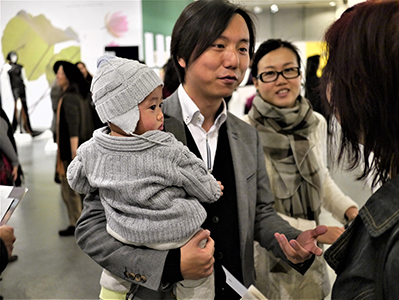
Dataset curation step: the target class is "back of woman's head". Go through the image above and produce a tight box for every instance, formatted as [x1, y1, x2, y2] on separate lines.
[171, 0, 255, 83]
[321, 0, 399, 186]
[250, 39, 301, 78]
[53, 60, 90, 98]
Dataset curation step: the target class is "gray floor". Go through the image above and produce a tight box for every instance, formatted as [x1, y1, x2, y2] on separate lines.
[1, 130, 102, 300]
[1, 130, 372, 300]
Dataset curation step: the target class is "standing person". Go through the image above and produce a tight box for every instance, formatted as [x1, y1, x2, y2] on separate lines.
[75, 61, 103, 129]
[67, 55, 223, 300]
[75, 1, 327, 300]
[53, 61, 94, 236]
[0, 106, 23, 187]
[304, 55, 331, 125]
[320, 1, 399, 299]
[304, 55, 321, 112]
[3, 51, 40, 136]
[244, 39, 358, 299]
[162, 58, 180, 99]
[75, 61, 93, 86]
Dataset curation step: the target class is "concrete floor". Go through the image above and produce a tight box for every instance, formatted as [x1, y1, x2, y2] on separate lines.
[1, 130, 102, 300]
[0, 129, 372, 300]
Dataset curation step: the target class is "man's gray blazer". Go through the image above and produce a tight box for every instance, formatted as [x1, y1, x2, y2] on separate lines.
[76, 91, 305, 299]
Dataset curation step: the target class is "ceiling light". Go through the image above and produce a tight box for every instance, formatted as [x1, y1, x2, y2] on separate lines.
[270, 4, 279, 14]
[329, 1, 336, 6]
[254, 6, 263, 14]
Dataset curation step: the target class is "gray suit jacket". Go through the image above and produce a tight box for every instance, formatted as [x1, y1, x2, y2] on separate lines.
[76, 91, 305, 299]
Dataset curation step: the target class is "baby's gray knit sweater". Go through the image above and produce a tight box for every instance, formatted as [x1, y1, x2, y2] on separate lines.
[67, 127, 221, 247]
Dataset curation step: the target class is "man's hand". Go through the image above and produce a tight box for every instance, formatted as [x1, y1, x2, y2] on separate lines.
[180, 229, 215, 280]
[275, 225, 328, 264]
[0, 225, 16, 258]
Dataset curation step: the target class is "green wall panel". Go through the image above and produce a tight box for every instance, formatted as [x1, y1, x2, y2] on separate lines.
[142, 0, 192, 36]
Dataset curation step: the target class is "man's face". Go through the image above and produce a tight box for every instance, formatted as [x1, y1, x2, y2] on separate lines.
[179, 14, 250, 104]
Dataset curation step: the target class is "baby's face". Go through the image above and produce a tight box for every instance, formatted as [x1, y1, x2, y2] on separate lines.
[134, 86, 164, 135]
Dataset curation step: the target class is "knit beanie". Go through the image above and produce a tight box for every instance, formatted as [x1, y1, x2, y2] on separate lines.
[91, 55, 163, 134]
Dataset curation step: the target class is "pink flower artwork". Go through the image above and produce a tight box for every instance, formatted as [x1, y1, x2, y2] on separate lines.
[105, 11, 128, 38]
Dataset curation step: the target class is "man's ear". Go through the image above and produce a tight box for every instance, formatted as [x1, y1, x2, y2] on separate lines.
[178, 58, 186, 68]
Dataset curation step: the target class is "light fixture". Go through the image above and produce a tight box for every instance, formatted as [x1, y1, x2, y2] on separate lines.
[329, 1, 336, 6]
[254, 6, 263, 14]
[270, 4, 279, 14]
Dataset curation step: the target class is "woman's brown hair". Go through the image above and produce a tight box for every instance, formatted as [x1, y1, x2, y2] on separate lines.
[321, 1, 399, 186]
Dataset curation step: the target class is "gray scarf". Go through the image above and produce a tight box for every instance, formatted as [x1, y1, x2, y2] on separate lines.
[248, 94, 322, 221]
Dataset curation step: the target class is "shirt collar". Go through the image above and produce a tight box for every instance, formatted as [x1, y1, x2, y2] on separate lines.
[177, 84, 228, 128]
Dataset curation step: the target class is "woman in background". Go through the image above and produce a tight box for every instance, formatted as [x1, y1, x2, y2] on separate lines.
[53, 61, 94, 236]
[244, 39, 358, 299]
[75, 61, 93, 86]
[321, 1, 399, 299]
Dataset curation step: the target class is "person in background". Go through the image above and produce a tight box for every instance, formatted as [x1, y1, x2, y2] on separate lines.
[68, 55, 223, 300]
[75, 61, 103, 130]
[304, 55, 321, 111]
[161, 58, 180, 99]
[53, 61, 94, 237]
[320, 1, 399, 299]
[75, 61, 93, 86]
[304, 55, 331, 125]
[75, 1, 327, 300]
[243, 38, 358, 299]
[3, 51, 41, 136]
[0, 106, 23, 187]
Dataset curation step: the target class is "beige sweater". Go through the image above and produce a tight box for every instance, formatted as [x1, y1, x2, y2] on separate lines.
[243, 112, 358, 225]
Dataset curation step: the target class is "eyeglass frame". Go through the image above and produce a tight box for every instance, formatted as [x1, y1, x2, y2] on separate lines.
[256, 67, 301, 83]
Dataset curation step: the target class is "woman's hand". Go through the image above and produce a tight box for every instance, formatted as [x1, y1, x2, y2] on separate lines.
[317, 226, 344, 244]
[345, 206, 359, 222]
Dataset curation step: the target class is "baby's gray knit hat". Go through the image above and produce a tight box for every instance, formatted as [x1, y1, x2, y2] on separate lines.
[91, 55, 163, 134]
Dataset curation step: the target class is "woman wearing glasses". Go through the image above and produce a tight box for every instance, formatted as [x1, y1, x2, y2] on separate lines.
[243, 39, 359, 299]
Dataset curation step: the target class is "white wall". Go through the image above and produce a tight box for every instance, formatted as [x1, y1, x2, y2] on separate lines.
[255, 6, 337, 43]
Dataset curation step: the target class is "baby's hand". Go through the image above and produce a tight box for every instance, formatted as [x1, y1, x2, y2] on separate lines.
[218, 181, 224, 196]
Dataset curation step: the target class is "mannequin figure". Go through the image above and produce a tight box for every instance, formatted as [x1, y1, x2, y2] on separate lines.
[5, 51, 40, 136]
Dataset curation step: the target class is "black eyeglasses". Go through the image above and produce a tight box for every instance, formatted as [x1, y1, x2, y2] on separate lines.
[256, 67, 300, 83]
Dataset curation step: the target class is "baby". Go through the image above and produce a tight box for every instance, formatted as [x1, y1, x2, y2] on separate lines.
[67, 55, 222, 300]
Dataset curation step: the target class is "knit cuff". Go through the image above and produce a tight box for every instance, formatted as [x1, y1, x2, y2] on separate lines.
[161, 248, 183, 285]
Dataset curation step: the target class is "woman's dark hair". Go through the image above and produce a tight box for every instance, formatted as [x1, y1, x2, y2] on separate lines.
[250, 39, 301, 79]
[53, 60, 90, 98]
[320, 0, 399, 186]
[75, 61, 93, 83]
[171, 0, 256, 83]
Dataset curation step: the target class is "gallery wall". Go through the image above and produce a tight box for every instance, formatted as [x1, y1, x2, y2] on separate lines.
[1, 0, 355, 131]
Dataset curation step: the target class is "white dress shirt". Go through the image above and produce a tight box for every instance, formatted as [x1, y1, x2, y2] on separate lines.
[177, 85, 227, 173]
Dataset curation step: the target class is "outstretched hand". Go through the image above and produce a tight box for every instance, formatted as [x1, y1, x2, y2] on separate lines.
[274, 225, 328, 264]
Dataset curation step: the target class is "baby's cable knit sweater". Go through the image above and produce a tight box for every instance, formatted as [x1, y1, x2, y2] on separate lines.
[67, 127, 221, 246]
